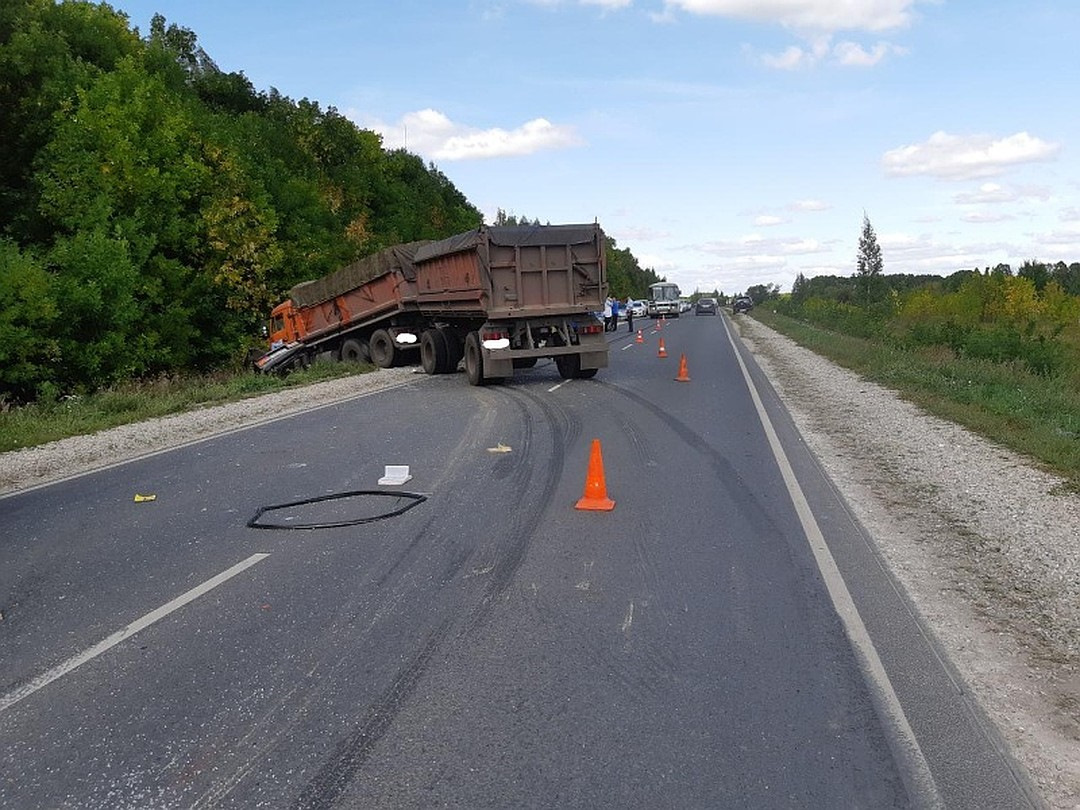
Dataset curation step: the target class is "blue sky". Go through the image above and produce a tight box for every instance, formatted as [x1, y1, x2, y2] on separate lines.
[113, 1, 1079, 297]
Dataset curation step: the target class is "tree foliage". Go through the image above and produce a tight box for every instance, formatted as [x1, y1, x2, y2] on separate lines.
[0, 1, 486, 402]
[856, 212, 885, 305]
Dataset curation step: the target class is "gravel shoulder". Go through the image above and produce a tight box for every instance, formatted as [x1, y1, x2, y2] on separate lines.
[2, 329, 1078, 806]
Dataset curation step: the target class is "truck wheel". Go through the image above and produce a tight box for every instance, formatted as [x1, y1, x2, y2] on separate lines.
[555, 353, 581, 379]
[464, 332, 487, 386]
[574, 367, 598, 379]
[340, 338, 369, 364]
[420, 329, 448, 375]
[437, 327, 462, 371]
[369, 329, 396, 368]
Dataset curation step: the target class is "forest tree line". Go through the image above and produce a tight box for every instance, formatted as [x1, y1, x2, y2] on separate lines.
[774, 253, 1080, 380]
[0, 1, 663, 404]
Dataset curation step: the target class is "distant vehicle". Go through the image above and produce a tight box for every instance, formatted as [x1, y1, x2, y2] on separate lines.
[627, 299, 647, 317]
[694, 297, 718, 315]
[647, 282, 682, 318]
[732, 295, 753, 314]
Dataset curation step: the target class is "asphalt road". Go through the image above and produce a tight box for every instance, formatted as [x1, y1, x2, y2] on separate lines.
[0, 314, 1041, 809]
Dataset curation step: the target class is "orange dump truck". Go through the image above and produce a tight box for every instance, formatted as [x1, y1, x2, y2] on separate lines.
[255, 223, 609, 384]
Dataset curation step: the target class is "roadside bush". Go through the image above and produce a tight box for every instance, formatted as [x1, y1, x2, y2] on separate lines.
[800, 297, 885, 339]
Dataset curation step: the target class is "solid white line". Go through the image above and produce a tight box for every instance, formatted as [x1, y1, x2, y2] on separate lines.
[722, 320, 944, 809]
[0, 553, 271, 714]
[547, 381, 569, 392]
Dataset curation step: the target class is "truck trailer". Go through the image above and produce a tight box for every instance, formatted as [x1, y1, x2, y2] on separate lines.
[255, 223, 610, 385]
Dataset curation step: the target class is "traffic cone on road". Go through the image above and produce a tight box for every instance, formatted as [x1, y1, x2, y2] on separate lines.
[575, 439, 615, 511]
[657, 316, 664, 330]
[657, 337, 667, 358]
[635, 329, 644, 344]
[675, 353, 691, 382]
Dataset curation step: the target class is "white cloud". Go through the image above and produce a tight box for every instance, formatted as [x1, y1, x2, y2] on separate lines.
[525, 0, 631, 9]
[875, 231, 987, 272]
[953, 183, 1051, 205]
[636, 253, 679, 275]
[757, 35, 905, 69]
[882, 131, 1061, 181]
[615, 225, 674, 241]
[356, 108, 582, 161]
[437, 117, 582, 160]
[833, 40, 907, 66]
[701, 233, 832, 258]
[1061, 208, 1080, 223]
[761, 45, 812, 70]
[754, 214, 787, 226]
[664, 0, 924, 33]
[961, 211, 1016, 224]
[789, 198, 831, 212]
[1032, 226, 1080, 246]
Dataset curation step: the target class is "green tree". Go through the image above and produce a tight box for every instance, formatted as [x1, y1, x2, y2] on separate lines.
[746, 283, 781, 302]
[604, 235, 662, 300]
[856, 212, 884, 305]
[0, 240, 57, 401]
[791, 272, 809, 303]
[0, 0, 142, 237]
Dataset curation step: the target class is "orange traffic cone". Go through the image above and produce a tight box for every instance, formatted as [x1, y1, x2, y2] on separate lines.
[657, 337, 667, 358]
[675, 353, 691, 382]
[657, 317, 664, 330]
[635, 329, 644, 344]
[575, 439, 615, 511]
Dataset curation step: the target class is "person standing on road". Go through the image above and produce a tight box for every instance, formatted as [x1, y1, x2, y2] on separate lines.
[603, 296, 613, 331]
[610, 297, 619, 332]
[626, 296, 634, 332]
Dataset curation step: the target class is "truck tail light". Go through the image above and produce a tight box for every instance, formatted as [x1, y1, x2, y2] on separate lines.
[481, 327, 510, 350]
[577, 324, 603, 335]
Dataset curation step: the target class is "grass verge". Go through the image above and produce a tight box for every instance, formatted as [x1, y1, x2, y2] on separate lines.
[0, 361, 374, 454]
[752, 309, 1080, 489]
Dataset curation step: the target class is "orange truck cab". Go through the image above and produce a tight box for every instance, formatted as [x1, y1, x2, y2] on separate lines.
[267, 300, 304, 349]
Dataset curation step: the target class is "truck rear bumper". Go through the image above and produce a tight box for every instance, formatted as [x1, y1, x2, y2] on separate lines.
[484, 329, 608, 373]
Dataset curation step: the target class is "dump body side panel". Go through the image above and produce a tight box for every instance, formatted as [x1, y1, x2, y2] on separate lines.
[294, 272, 417, 342]
[285, 241, 428, 343]
[412, 224, 606, 318]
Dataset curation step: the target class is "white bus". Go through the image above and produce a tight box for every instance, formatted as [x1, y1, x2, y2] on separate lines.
[647, 282, 682, 318]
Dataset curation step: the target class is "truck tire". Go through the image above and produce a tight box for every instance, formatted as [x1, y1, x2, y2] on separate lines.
[574, 367, 598, 379]
[340, 338, 369, 364]
[437, 327, 462, 371]
[369, 329, 396, 368]
[464, 331, 487, 386]
[555, 353, 581, 379]
[420, 329, 448, 375]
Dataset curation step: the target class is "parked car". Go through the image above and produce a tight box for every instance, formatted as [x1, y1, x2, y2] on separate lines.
[627, 299, 647, 318]
[694, 297, 718, 315]
[732, 296, 753, 314]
